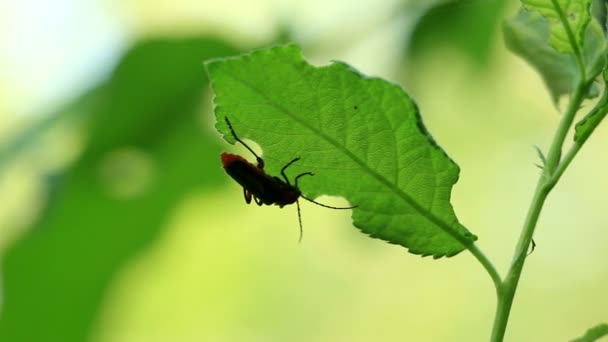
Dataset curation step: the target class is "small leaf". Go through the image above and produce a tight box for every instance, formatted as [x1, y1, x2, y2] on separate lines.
[521, 0, 592, 54]
[526, 0, 608, 80]
[533, 145, 547, 167]
[581, 17, 608, 82]
[504, 9, 577, 103]
[504, 8, 606, 103]
[570, 323, 608, 342]
[534, 146, 546, 169]
[206, 45, 477, 258]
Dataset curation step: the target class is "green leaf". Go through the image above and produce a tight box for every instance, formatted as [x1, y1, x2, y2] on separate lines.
[533, 145, 547, 169]
[570, 323, 608, 342]
[522, 0, 592, 54]
[504, 8, 606, 103]
[504, 10, 578, 103]
[206, 45, 476, 258]
[582, 16, 608, 82]
[0, 37, 238, 342]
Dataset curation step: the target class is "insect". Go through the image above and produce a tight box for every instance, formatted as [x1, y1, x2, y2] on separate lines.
[220, 117, 356, 241]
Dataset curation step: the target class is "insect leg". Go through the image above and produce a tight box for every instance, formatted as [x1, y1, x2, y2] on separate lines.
[243, 188, 253, 204]
[254, 196, 263, 206]
[225, 117, 265, 168]
[294, 172, 314, 188]
[296, 199, 303, 243]
[280, 157, 301, 184]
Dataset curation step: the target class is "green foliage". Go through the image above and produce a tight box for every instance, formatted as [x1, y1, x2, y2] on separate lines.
[0, 90, 100, 173]
[206, 44, 477, 258]
[581, 17, 608, 82]
[409, 0, 509, 65]
[0, 37, 238, 342]
[522, 0, 592, 54]
[0, 0, 606, 339]
[504, 10, 581, 103]
[504, 4, 606, 103]
[491, 0, 608, 340]
[570, 323, 608, 342]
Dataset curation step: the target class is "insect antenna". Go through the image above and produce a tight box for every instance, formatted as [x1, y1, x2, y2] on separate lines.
[225, 117, 264, 167]
[300, 195, 358, 210]
[295, 172, 358, 210]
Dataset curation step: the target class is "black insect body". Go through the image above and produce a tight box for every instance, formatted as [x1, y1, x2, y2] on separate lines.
[221, 153, 304, 206]
[220, 117, 356, 240]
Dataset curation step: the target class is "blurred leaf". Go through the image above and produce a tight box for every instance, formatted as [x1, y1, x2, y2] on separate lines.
[0, 37, 238, 342]
[0, 88, 101, 172]
[504, 7, 606, 103]
[504, 10, 577, 102]
[518, 0, 608, 84]
[206, 45, 477, 258]
[590, 0, 607, 31]
[570, 323, 608, 342]
[521, 0, 592, 54]
[408, 0, 509, 65]
[581, 17, 608, 82]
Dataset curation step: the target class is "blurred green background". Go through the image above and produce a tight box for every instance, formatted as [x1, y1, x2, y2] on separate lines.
[1, 0, 607, 341]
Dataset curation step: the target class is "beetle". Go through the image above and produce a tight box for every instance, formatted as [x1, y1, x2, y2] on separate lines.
[220, 117, 356, 241]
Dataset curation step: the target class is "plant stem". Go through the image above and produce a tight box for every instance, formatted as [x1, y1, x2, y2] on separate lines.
[490, 182, 550, 341]
[545, 82, 587, 173]
[489, 81, 591, 341]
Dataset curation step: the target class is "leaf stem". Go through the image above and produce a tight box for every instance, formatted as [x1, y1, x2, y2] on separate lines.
[490, 80, 592, 341]
[468, 243, 502, 292]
